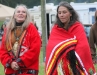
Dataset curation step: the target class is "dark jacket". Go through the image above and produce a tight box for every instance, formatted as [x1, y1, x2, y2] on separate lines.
[89, 23, 97, 59]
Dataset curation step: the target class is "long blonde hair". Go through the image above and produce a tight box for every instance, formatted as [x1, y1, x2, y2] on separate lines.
[5, 4, 31, 44]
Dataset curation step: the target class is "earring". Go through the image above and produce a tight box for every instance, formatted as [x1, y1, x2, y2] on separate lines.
[70, 16, 72, 21]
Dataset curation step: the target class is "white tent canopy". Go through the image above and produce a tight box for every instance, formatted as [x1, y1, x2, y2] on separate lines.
[0, 4, 14, 21]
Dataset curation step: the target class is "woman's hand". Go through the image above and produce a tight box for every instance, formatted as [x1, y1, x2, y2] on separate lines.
[11, 61, 19, 70]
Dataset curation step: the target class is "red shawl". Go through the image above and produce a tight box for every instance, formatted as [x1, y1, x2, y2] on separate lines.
[46, 22, 96, 75]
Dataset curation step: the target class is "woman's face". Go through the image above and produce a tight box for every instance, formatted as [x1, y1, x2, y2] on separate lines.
[58, 6, 71, 24]
[14, 6, 27, 23]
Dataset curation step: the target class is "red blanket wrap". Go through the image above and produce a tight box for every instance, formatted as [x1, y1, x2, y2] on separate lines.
[46, 22, 96, 75]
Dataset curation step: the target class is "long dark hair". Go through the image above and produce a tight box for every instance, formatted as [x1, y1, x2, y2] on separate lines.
[67, 50, 84, 75]
[55, 1, 79, 30]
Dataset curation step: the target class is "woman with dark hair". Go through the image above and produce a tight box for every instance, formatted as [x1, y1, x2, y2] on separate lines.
[55, 1, 79, 29]
[89, 10, 97, 64]
[45, 1, 96, 75]
[0, 4, 41, 75]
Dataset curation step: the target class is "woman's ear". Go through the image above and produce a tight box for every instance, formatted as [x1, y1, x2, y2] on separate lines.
[70, 13, 72, 17]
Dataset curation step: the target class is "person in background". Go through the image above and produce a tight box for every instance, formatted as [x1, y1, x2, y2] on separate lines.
[0, 18, 10, 41]
[0, 24, 6, 41]
[0, 4, 41, 75]
[45, 1, 96, 75]
[89, 10, 97, 64]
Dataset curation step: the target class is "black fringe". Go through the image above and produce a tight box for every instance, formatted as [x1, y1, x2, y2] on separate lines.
[66, 50, 84, 75]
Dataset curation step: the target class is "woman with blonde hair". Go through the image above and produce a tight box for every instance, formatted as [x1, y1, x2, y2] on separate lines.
[0, 4, 41, 75]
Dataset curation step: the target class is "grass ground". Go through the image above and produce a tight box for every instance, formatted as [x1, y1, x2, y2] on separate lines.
[0, 64, 4, 75]
[39, 49, 45, 75]
[95, 64, 97, 72]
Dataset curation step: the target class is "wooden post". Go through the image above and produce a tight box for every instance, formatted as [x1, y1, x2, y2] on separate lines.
[41, 0, 47, 62]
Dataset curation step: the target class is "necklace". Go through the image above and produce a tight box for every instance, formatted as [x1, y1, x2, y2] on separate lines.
[14, 27, 23, 41]
[12, 27, 23, 56]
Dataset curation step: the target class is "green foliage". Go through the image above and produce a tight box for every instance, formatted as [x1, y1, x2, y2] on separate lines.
[0, 0, 97, 8]
[0, 21, 3, 27]
[0, 0, 40, 8]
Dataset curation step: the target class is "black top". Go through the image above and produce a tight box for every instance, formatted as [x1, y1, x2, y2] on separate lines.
[16, 22, 24, 26]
